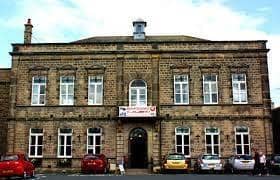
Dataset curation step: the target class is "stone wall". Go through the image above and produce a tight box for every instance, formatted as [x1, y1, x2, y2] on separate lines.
[0, 69, 11, 154]
[7, 39, 272, 170]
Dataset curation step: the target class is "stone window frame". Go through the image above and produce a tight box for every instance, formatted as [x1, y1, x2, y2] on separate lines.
[28, 128, 43, 158]
[199, 65, 220, 105]
[129, 79, 147, 107]
[88, 75, 103, 105]
[235, 126, 250, 155]
[228, 64, 250, 104]
[31, 76, 47, 106]
[173, 75, 189, 105]
[57, 128, 73, 158]
[59, 76, 75, 106]
[205, 127, 220, 155]
[170, 63, 192, 104]
[87, 127, 102, 154]
[231, 73, 248, 104]
[202, 74, 218, 104]
[28, 65, 49, 106]
[85, 64, 106, 106]
[175, 126, 191, 157]
[56, 65, 77, 106]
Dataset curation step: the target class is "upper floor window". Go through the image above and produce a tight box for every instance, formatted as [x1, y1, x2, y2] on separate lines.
[87, 127, 102, 154]
[88, 76, 103, 105]
[205, 127, 220, 155]
[175, 127, 190, 156]
[203, 75, 218, 104]
[60, 76, 74, 105]
[232, 74, 247, 104]
[31, 76, 46, 105]
[235, 126, 250, 155]
[129, 79, 147, 106]
[58, 128, 72, 158]
[29, 128, 43, 158]
[174, 75, 189, 104]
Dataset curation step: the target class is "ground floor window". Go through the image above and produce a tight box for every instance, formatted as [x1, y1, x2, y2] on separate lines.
[87, 127, 102, 154]
[29, 128, 43, 158]
[205, 127, 220, 155]
[58, 128, 72, 158]
[235, 126, 250, 155]
[175, 127, 190, 156]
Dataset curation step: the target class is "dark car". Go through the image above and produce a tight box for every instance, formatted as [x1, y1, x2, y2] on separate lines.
[267, 154, 280, 174]
[81, 154, 108, 174]
[0, 153, 35, 179]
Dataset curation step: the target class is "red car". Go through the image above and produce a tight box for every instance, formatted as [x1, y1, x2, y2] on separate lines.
[81, 154, 108, 174]
[0, 153, 35, 178]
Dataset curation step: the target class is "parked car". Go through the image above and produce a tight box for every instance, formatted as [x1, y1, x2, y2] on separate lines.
[161, 153, 190, 173]
[267, 154, 280, 174]
[0, 153, 35, 179]
[194, 154, 223, 173]
[224, 155, 255, 173]
[81, 154, 108, 174]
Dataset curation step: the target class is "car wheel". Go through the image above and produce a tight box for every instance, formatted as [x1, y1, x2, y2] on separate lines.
[31, 170, 35, 177]
[23, 171, 27, 179]
[230, 167, 235, 174]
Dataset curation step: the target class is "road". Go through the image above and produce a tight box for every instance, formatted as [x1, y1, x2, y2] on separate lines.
[26, 173, 279, 180]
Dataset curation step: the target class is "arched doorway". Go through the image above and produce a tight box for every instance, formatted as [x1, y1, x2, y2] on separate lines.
[129, 127, 148, 168]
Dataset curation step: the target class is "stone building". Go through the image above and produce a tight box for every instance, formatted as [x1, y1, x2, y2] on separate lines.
[0, 68, 10, 155]
[4, 18, 273, 171]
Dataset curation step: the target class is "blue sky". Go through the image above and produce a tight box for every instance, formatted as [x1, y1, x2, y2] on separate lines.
[0, 0, 279, 107]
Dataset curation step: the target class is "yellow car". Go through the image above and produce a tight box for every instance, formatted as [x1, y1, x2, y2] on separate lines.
[162, 153, 189, 173]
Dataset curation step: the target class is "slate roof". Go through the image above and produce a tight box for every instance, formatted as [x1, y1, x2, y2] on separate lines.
[72, 35, 208, 43]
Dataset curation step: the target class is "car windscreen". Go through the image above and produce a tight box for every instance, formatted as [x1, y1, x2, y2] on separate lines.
[273, 155, 280, 163]
[236, 155, 253, 160]
[167, 154, 185, 160]
[0, 155, 19, 161]
[84, 155, 100, 160]
[202, 155, 219, 160]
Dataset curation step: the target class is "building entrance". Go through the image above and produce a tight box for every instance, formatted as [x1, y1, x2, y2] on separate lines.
[129, 127, 148, 168]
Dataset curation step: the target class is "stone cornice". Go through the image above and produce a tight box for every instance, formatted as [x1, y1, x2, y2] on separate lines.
[10, 49, 269, 56]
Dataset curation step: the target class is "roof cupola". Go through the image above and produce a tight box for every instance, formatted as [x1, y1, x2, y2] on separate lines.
[133, 18, 147, 40]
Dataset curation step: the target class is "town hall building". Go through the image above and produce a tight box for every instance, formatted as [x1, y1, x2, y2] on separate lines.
[0, 18, 273, 171]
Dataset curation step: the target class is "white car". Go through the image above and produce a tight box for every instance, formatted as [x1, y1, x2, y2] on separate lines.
[194, 154, 223, 173]
[226, 155, 255, 173]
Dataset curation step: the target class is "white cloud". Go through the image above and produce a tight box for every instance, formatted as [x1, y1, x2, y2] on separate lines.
[2, 0, 280, 106]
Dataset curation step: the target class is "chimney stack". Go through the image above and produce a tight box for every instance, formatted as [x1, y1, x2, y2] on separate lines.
[24, 18, 33, 44]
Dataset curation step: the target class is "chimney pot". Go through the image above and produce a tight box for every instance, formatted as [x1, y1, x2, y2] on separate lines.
[27, 18, 31, 24]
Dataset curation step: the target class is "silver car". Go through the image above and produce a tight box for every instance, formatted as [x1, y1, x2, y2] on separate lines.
[226, 155, 255, 173]
[194, 154, 223, 173]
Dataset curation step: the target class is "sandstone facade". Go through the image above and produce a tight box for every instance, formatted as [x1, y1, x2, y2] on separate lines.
[0, 69, 10, 154]
[4, 20, 272, 171]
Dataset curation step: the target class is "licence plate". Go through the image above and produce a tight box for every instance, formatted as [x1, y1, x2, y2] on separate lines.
[2, 170, 13, 173]
[88, 162, 96, 165]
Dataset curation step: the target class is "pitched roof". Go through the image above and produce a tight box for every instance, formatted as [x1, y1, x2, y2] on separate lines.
[72, 35, 208, 43]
